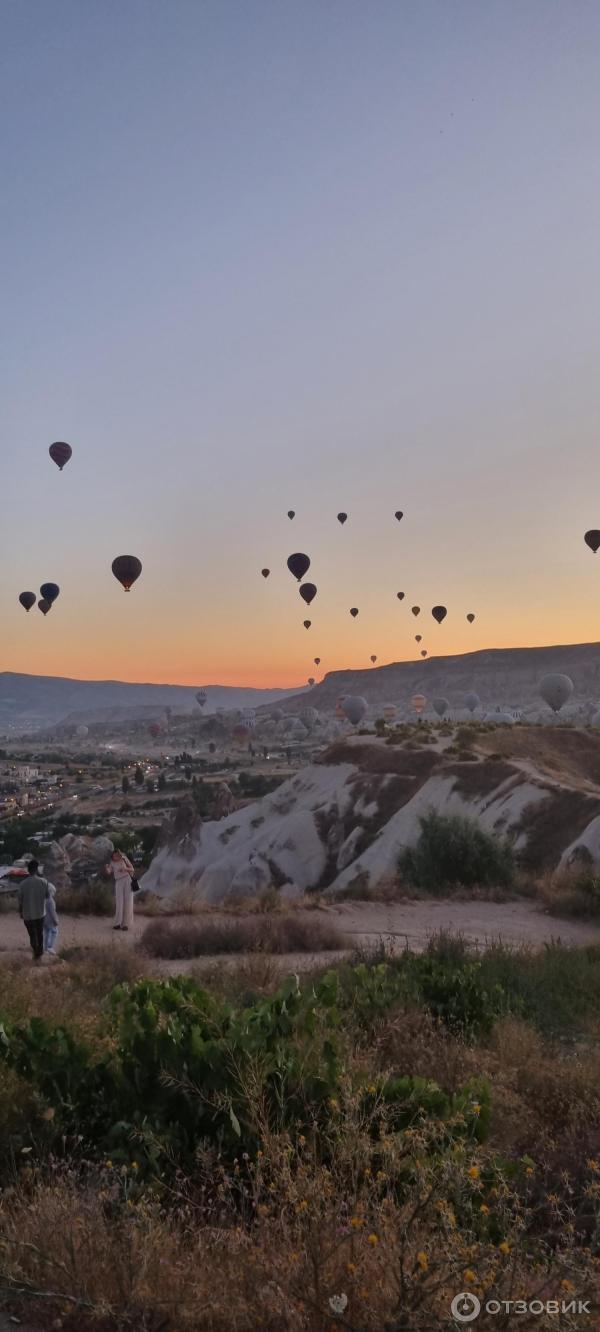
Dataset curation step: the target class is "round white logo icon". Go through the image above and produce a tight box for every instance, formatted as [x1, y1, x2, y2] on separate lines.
[451, 1292, 481, 1323]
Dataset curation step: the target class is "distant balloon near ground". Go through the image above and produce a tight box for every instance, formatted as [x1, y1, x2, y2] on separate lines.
[433, 698, 449, 717]
[411, 693, 426, 717]
[431, 605, 447, 624]
[196, 690, 207, 708]
[19, 592, 36, 612]
[49, 441, 72, 471]
[394, 511, 403, 522]
[342, 696, 368, 725]
[382, 704, 396, 723]
[466, 613, 476, 623]
[76, 725, 89, 738]
[337, 512, 348, 525]
[464, 692, 480, 714]
[299, 582, 317, 605]
[38, 599, 51, 616]
[349, 607, 359, 618]
[539, 673, 574, 714]
[149, 722, 162, 738]
[40, 583, 60, 605]
[261, 568, 270, 578]
[287, 552, 310, 582]
[584, 530, 600, 554]
[112, 555, 142, 591]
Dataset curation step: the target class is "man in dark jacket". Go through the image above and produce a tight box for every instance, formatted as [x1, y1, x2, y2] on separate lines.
[18, 859, 53, 960]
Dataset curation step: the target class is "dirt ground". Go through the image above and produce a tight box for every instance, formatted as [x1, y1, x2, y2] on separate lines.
[1, 898, 597, 975]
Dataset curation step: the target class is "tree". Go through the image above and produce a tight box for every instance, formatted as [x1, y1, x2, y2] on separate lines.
[134, 766, 144, 787]
[157, 772, 167, 791]
[184, 767, 192, 781]
[122, 775, 130, 795]
[145, 778, 154, 793]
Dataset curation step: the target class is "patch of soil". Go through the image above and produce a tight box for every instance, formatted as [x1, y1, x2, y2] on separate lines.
[517, 789, 600, 870]
[445, 759, 518, 799]
[477, 726, 600, 790]
[320, 742, 440, 779]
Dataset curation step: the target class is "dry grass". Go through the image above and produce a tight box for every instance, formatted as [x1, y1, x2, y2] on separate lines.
[536, 866, 600, 919]
[140, 912, 347, 959]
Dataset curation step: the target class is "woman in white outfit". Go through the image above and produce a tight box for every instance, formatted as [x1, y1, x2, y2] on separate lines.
[108, 849, 135, 930]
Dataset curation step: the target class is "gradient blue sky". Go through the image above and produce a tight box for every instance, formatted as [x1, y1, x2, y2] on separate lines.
[2, 0, 600, 686]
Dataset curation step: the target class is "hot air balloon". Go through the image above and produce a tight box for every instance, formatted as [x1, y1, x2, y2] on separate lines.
[411, 693, 426, 717]
[303, 620, 311, 629]
[383, 704, 397, 723]
[40, 583, 59, 605]
[421, 650, 428, 658]
[411, 606, 420, 617]
[196, 690, 207, 708]
[287, 552, 310, 581]
[337, 512, 348, 525]
[19, 592, 36, 612]
[149, 722, 161, 738]
[466, 613, 475, 624]
[350, 607, 359, 618]
[486, 711, 515, 725]
[396, 592, 405, 601]
[335, 696, 349, 718]
[314, 657, 321, 666]
[261, 568, 270, 578]
[539, 673, 573, 715]
[464, 692, 480, 714]
[299, 582, 317, 605]
[342, 696, 368, 725]
[394, 511, 403, 522]
[112, 555, 142, 591]
[38, 599, 51, 616]
[49, 441, 72, 471]
[76, 724, 89, 738]
[431, 605, 447, 624]
[433, 698, 449, 718]
[370, 655, 377, 664]
[287, 510, 295, 520]
[584, 530, 600, 554]
[415, 635, 422, 643]
[233, 722, 251, 746]
[308, 677, 315, 686]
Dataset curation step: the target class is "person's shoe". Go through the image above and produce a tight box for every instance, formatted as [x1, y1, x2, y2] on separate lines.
[112, 925, 122, 930]
[121, 926, 129, 931]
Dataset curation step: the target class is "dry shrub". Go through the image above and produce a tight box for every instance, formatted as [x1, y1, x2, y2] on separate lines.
[376, 1007, 481, 1094]
[0, 947, 145, 1036]
[140, 913, 346, 959]
[58, 884, 113, 915]
[536, 866, 600, 919]
[194, 952, 283, 1001]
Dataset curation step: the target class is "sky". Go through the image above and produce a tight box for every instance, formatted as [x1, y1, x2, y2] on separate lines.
[2, 0, 600, 688]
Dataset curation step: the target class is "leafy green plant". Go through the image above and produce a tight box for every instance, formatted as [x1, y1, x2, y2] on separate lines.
[399, 810, 515, 892]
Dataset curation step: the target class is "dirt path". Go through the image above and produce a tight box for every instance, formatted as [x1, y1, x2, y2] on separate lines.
[1, 898, 597, 970]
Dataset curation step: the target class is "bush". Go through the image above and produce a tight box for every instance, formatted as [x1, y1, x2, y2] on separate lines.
[538, 868, 600, 919]
[141, 912, 346, 958]
[399, 810, 515, 892]
[58, 884, 113, 915]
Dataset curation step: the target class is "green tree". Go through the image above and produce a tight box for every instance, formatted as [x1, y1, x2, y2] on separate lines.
[121, 775, 130, 795]
[134, 766, 144, 787]
[157, 772, 167, 791]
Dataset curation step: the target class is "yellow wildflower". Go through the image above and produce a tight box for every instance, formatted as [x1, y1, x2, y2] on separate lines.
[468, 1165, 480, 1180]
[480, 1204, 489, 1215]
[416, 1251, 428, 1272]
[131, 1161, 139, 1172]
[464, 1269, 477, 1284]
[498, 1241, 510, 1255]
[297, 1199, 309, 1213]
[350, 1216, 363, 1229]
[561, 1279, 575, 1294]
[367, 1233, 378, 1246]
[346, 1262, 357, 1275]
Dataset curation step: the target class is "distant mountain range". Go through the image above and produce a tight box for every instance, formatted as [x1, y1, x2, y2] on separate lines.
[0, 673, 302, 732]
[281, 642, 600, 715]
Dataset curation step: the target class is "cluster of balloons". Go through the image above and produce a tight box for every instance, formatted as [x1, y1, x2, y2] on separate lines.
[18, 443, 144, 616]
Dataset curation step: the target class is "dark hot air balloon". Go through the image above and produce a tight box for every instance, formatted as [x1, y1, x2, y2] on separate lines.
[337, 512, 348, 525]
[411, 606, 420, 617]
[303, 620, 311, 629]
[49, 441, 72, 471]
[261, 568, 270, 578]
[350, 607, 359, 618]
[314, 657, 321, 666]
[394, 511, 403, 521]
[287, 510, 295, 520]
[308, 677, 315, 686]
[396, 591, 405, 601]
[370, 654, 377, 663]
[112, 555, 142, 591]
[38, 599, 51, 615]
[149, 723, 161, 738]
[466, 613, 475, 624]
[431, 605, 447, 624]
[415, 634, 422, 642]
[299, 582, 317, 605]
[584, 530, 600, 554]
[40, 583, 59, 605]
[19, 592, 36, 612]
[287, 552, 310, 581]
[421, 649, 428, 657]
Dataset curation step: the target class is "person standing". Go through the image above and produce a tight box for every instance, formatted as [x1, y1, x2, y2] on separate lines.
[108, 849, 135, 931]
[18, 859, 53, 961]
[43, 883, 59, 954]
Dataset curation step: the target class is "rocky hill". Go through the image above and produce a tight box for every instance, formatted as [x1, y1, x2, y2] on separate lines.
[280, 641, 600, 718]
[143, 724, 600, 902]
